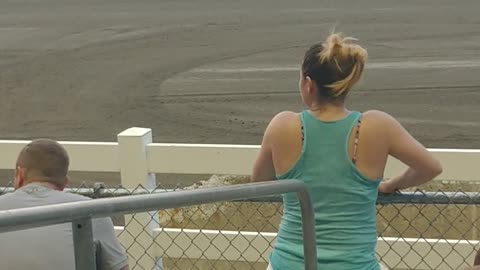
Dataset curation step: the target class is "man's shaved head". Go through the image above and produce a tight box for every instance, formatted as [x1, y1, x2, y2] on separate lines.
[16, 139, 69, 187]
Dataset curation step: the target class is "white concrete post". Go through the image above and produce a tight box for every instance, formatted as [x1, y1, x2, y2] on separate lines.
[117, 127, 162, 270]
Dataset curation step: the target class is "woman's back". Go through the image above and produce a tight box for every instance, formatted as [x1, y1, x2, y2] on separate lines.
[268, 110, 384, 270]
[271, 109, 392, 185]
[251, 32, 442, 270]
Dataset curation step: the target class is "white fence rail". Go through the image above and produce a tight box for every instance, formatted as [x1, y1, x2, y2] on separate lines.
[1, 127, 480, 269]
[1, 127, 479, 181]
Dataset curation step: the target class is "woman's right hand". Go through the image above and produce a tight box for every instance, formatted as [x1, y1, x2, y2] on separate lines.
[378, 180, 397, 194]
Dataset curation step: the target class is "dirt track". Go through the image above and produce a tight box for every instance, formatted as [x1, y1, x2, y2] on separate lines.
[0, 0, 479, 186]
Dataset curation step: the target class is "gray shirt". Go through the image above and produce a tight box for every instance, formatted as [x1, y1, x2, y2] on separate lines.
[0, 183, 129, 270]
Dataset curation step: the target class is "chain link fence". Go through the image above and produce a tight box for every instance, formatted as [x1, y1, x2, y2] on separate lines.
[1, 180, 480, 270]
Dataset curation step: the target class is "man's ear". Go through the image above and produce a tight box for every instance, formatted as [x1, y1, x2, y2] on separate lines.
[59, 175, 70, 191]
[14, 167, 25, 190]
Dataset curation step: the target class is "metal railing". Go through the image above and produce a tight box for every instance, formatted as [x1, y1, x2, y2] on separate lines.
[0, 180, 317, 270]
[0, 179, 480, 270]
[2, 182, 480, 269]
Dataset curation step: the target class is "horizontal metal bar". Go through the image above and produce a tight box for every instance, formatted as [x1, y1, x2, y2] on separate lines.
[0, 186, 173, 197]
[0, 180, 305, 233]
[244, 191, 480, 205]
[2, 186, 479, 204]
[243, 190, 480, 205]
[376, 191, 480, 205]
[0, 180, 317, 270]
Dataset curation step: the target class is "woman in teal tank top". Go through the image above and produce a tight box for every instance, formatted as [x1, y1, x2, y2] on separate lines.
[251, 32, 443, 270]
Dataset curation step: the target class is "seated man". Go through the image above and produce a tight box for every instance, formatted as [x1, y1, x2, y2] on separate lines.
[0, 139, 129, 270]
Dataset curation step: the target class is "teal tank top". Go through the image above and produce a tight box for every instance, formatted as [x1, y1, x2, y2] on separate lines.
[269, 110, 381, 270]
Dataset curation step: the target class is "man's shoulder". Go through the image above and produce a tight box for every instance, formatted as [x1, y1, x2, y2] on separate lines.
[0, 192, 25, 210]
[52, 191, 93, 202]
[0, 188, 93, 210]
[0, 193, 15, 203]
[38, 190, 95, 206]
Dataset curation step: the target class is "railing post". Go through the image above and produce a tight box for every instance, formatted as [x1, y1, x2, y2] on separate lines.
[295, 189, 317, 270]
[118, 127, 162, 270]
[72, 218, 96, 270]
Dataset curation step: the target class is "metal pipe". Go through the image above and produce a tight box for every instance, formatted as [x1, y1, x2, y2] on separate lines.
[72, 218, 96, 270]
[2, 187, 479, 205]
[0, 180, 317, 270]
[296, 187, 317, 270]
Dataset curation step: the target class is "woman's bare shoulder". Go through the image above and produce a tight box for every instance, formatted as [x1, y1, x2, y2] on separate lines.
[362, 110, 400, 127]
[268, 111, 300, 127]
[263, 111, 301, 139]
[362, 110, 394, 120]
